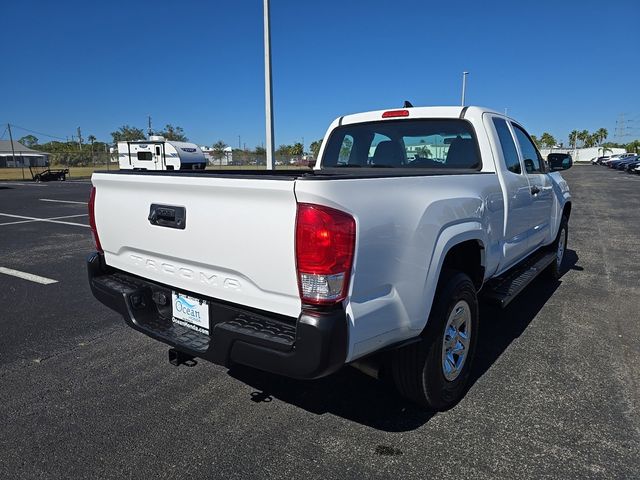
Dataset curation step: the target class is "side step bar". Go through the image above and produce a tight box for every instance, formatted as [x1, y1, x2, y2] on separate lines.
[483, 251, 556, 308]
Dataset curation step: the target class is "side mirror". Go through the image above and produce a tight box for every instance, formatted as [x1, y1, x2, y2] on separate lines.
[547, 154, 573, 171]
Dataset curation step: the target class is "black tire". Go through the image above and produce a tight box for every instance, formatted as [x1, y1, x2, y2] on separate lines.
[391, 270, 479, 410]
[547, 215, 568, 280]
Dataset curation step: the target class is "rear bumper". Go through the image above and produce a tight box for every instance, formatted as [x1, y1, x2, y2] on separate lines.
[87, 252, 348, 379]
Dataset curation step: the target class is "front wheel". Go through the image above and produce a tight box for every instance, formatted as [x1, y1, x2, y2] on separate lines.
[547, 216, 568, 280]
[391, 270, 479, 410]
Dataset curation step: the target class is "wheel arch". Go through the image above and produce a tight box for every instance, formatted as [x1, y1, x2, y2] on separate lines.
[419, 222, 486, 333]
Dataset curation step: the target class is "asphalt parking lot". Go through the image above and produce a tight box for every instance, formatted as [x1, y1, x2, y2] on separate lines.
[0, 167, 638, 480]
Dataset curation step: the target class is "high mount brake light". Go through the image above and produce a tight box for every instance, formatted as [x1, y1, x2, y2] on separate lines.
[295, 203, 356, 305]
[88, 186, 103, 253]
[382, 109, 409, 118]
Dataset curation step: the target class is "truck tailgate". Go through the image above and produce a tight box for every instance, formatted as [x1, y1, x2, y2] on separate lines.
[91, 173, 301, 318]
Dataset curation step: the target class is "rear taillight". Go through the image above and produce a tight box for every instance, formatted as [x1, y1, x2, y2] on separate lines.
[88, 186, 103, 253]
[295, 203, 356, 305]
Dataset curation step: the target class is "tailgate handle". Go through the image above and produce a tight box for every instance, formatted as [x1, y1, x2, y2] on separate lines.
[148, 204, 186, 230]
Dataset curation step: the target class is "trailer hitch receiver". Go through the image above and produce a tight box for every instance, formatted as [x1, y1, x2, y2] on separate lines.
[168, 348, 197, 367]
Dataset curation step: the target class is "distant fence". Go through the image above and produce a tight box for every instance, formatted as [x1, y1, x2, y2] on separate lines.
[205, 152, 315, 168]
[49, 152, 116, 168]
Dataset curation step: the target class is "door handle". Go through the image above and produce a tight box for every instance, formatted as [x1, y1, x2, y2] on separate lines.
[530, 186, 540, 195]
[148, 204, 186, 229]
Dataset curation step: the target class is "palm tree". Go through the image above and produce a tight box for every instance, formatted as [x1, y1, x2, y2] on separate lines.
[568, 130, 579, 149]
[212, 140, 227, 166]
[577, 130, 590, 148]
[596, 128, 608, 145]
[584, 134, 597, 148]
[540, 132, 557, 149]
[87, 135, 96, 152]
[87, 134, 97, 166]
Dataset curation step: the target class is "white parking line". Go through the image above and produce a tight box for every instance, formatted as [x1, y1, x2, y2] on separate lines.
[0, 267, 58, 285]
[0, 182, 47, 187]
[0, 212, 90, 228]
[40, 199, 88, 205]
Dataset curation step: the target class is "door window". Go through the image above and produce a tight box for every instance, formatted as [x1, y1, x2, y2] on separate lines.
[512, 124, 543, 173]
[492, 118, 521, 174]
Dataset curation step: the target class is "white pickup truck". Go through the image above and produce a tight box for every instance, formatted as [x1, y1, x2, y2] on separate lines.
[87, 106, 572, 410]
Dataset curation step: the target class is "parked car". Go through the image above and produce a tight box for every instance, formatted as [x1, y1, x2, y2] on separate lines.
[624, 158, 640, 172]
[87, 106, 572, 410]
[613, 156, 638, 170]
[603, 153, 634, 166]
[593, 156, 610, 165]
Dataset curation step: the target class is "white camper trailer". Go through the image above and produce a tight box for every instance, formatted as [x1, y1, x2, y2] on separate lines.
[117, 136, 207, 170]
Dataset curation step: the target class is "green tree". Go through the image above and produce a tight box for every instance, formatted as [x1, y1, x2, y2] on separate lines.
[577, 130, 590, 147]
[540, 132, 557, 148]
[530, 135, 541, 148]
[254, 145, 266, 156]
[584, 134, 597, 148]
[568, 130, 579, 149]
[309, 139, 322, 159]
[211, 140, 227, 165]
[595, 128, 608, 145]
[18, 135, 38, 147]
[87, 134, 96, 154]
[276, 144, 292, 157]
[290, 142, 304, 156]
[626, 139, 640, 154]
[111, 125, 145, 143]
[158, 124, 187, 142]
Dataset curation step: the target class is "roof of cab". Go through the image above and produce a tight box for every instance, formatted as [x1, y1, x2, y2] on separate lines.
[338, 106, 502, 126]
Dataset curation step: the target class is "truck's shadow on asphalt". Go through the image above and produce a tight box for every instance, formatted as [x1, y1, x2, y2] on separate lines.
[228, 249, 580, 432]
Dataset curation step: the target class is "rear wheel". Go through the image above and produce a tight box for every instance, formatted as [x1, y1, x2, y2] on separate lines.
[391, 270, 479, 410]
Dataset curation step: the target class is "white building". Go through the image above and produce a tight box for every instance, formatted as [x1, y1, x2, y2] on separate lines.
[540, 146, 626, 163]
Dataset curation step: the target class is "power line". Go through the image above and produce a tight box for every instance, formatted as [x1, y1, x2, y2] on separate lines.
[8, 123, 67, 141]
[0, 125, 7, 140]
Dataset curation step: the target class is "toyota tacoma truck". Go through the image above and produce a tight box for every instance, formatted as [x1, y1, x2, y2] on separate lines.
[87, 106, 572, 410]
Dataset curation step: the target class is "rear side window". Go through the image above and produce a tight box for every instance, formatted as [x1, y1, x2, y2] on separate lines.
[492, 118, 521, 174]
[137, 151, 152, 161]
[322, 119, 481, 169]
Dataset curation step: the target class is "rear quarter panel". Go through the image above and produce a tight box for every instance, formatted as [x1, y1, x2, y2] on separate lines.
[295, 173, 504, 361]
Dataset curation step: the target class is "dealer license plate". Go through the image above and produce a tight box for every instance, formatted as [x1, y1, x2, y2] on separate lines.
[171, 292, 210, 334]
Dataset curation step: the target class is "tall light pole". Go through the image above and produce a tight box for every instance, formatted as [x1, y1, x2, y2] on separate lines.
[263, 0, 275, 170]
[461, 71, 469, 107]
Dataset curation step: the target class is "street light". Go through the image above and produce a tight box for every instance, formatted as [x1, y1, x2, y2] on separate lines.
[461, 71, 469, 107]
[263, 0, 275, 170]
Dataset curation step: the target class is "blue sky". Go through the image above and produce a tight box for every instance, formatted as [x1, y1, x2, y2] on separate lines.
[1, 0, 638, 149]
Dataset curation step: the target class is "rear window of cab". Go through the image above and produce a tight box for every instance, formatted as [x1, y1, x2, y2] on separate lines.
[322, 119, 481, 170]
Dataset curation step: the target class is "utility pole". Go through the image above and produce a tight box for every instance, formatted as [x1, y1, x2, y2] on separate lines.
[461, 71, 469, 107]
[148, 115, 152, 138]
[77, 126, 83, 150]
[238, 135, 241, 150]
[7, 123, 22, 179]
[263, 0, 275, 170]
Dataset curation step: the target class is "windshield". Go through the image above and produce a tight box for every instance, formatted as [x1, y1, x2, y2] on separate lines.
[322, 119, 481, 169]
